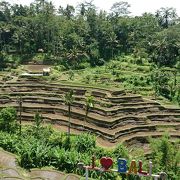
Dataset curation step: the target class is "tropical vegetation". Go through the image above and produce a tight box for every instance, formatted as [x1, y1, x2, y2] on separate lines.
[0, 107, 179, 179]
[0, 0, 180, 179]
[0, 0, 179, 105]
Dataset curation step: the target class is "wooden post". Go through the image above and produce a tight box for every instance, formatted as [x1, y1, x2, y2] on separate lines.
[149, 161, 152, 176]
[92, 155, 95, 169]
[85, 167, 89, 180]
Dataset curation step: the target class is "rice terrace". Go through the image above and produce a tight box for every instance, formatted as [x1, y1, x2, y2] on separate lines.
[0, 0, 180, 179]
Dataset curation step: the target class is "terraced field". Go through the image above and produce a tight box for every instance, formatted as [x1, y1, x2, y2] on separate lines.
[0, 148, 82, 180]
[0, 76, 180, 145]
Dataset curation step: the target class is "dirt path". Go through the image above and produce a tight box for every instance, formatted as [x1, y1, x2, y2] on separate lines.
[23, 65, 51, 73]
[30, 169, 66, 180]
[0, 148, 17, 168]
[0, 148, 25, 179]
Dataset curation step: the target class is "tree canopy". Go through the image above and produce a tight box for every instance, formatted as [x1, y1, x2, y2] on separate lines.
[0, 0, 180, 69]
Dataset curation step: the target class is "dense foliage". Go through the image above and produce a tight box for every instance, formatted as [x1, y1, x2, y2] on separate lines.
[0, 0, 180, 69]
[0, 0, 179, 104]
[150, 134, 180, 179]
[0, 107, 179, 179]
[0, 106, 18, 132]
[47, 55, 179, 105]
[0, 1, 180, 179]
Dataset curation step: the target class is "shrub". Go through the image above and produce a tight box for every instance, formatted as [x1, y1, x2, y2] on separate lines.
[136, 57, 143, 65]
[150, 134, 179, 179]
[50, 147, 82, 173]
[0, 51, 8, 69]
[17, 136, 51, 168]
[0, 107, 18, 133]
[0, 131, 18, 153]
[68, 70, 75, 80]
[74, 133, 96, 153]
[96, 58, 105, 66]
[2, 75, 13, 81]
[62, 135, 72, 150]
[93, 146, 112, 159]
[113, 144, 129, 159]
[48, 132, 64, 147]
[84, 75, 91, 84]
[77, 62, 91, 69]
[34, 126, 53, 141]
[54, 65, 66, 71]
[43, 53, 56, 64]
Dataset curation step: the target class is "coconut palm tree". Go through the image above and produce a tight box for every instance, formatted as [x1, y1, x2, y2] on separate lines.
[64, 90, 74, 139]
[17, 96, 22, 135]
[155, 7, 177, 28]
[84, 95, 94, 130]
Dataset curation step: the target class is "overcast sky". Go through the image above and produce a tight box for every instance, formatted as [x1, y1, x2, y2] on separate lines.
[5, 0, 180, 16]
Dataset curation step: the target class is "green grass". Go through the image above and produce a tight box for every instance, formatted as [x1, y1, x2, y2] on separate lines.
[48, 56, 153, 94]
[46, 55, 179, 106]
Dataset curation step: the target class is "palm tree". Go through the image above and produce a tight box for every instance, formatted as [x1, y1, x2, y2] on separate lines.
[36, 0, 45, 9]
[156, 7, 177, 28]
[107, 32, 118, 58]
[65, 46, 88, 68]
[84, 95, 94, 130]
[110, 1, 131, 17]
[64, 90, 74, 139]
[17, 96, 22, 135]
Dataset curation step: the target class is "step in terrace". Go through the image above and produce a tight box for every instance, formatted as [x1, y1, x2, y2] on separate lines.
[0, 95, 163, 117]
[19, 113, 180, 142]
[0, 80, 180, 144]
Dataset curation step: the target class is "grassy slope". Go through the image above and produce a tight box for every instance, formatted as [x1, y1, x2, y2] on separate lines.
[48, 55, 180, 107]
[2, 54, 179, 107]
[0, 55, 179, 179]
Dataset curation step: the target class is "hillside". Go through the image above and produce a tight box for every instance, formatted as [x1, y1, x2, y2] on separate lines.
[0, 58, 179, 146]
[48, 55, 180, 106]
[1, 1, 180, 178]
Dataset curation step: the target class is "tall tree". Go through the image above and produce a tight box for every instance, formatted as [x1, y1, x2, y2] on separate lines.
[17, 96, 22, 135]
[150, 134, 179, 177]
[58, 5, 75, 20]
[150, 24, 180, 67]
[0, 1, 11, 22]
[110, 1, 131, 17]
[155, 7, 177, 28]
[84, 95, 94, 130]
[64, 90, 74, 140]
[77, 3, 86, 16]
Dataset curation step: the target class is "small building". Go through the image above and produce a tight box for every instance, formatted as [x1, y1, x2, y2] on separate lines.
[43, 67, 51, 76]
